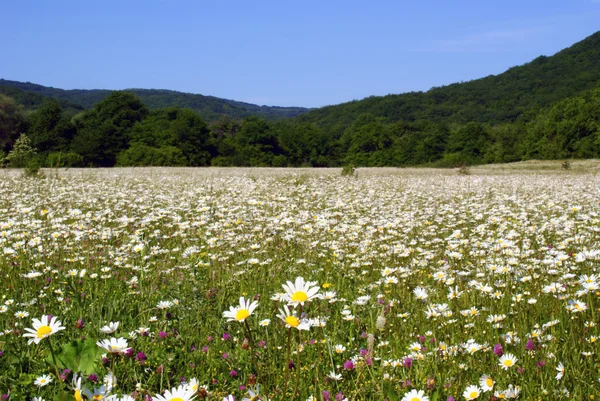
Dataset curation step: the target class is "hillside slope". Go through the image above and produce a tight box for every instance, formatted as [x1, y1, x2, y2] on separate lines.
[297, 31, 600, 135]
[0, 79, 309, 122]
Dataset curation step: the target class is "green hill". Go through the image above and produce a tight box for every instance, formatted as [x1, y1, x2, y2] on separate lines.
[0, 84, 85, 115]
[0, 79, 310, 122]
[297, 30, 600, 135]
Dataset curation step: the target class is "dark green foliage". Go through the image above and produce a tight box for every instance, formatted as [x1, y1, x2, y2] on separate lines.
[27, 100, 76, 153]
[116, 144, 187, 166]
[46, 152, 84, 167]
[0, 94, 27, 153]
[129, 107, 213, 166]
[71, 92, 149, 166]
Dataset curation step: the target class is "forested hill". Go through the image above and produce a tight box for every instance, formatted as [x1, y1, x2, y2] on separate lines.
[0, 84, 85, 115]
[0, 79, 310, 122]
[297, 31, 600, 135]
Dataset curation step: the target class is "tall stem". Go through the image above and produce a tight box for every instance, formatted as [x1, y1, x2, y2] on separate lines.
[282, 329, 292, 397]
[291, 329, 301, 401]
[244, 320, 257, 375]
[47, 339, 64, 392]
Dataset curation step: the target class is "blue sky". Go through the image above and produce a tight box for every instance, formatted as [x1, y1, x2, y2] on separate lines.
[1, 0, 599, 107]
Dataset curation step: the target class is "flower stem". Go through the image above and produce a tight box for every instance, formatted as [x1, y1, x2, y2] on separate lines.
[47, 339, 64, 392]
[244, 320, 257, 375]
[291, 329, 301, 401]
[282, 328, 292, 397]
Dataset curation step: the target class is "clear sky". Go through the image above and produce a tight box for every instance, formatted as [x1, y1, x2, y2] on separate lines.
[1, 0, 599, 108]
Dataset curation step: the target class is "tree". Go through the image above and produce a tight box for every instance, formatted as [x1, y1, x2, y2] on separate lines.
[71, 92, 148, 166]
[27, 99, 76, 153]
[0, 94, 26, 153]
[5, 134, 36, 167]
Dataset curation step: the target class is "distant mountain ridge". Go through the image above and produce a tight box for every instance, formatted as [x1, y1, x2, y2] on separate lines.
[0, 79, 310, 122]
[296, 30, 600, 135]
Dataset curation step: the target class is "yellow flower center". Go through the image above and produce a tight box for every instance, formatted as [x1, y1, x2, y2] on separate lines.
[285, 315, 300, 327]
[470, 391, 478, 399]
[411, 398, 420, 401]
[486, 378, 493, 387]
[74, 390, 82, 401]
[36, 325, 52, 338]
[93, 395, 103, 401]
[170, 398, 184, 401]
[291, 291, 308, 303]
[503, 359, 513, 367]
[235, 309, 250, 321]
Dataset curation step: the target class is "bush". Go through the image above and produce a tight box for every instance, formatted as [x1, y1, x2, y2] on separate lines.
[341, 164, 356, 176]
[46, 152, 85, 168]
[116, 144, 188, 166]
[5, 134, 36, 168]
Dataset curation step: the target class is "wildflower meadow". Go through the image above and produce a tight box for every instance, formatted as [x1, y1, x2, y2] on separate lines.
[0, 166, 599, 401]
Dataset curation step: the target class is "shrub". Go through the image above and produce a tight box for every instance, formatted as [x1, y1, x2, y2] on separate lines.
[46, 152, 85, 168]
[341, 164, 356, 176]
[5, 134, 36, 168]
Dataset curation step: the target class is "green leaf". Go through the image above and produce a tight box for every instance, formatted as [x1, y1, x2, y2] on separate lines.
[46, 339, 104, 375]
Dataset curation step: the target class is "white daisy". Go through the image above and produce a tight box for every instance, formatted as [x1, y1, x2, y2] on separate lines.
[100, 322, 119, 334]
[34, 374, 53, 387]
[401, 389, 429, 401]
[498, 353, 518, 370]
[463, 385, 481, 400]
[96, 337, 131, 355]
[152, 384, 196, 401]
[23, 315, 65, 344]
[223, 297, 258, 322]
[282, 276, 320, 306]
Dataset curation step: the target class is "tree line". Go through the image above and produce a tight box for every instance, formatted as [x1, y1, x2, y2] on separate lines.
[2, 86, 600, 169]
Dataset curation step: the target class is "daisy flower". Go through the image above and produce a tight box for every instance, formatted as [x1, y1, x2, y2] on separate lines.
[276, 305, 311, 330]
[334, 344, 346, 353]
[498, 353, 518, 370]
[259, 319, 271, 327]
[282, 277, 320, 306]
[401, 389, 429, 401]
[223, 297, 258, 322]
[152, 384, 196, 401]
[556, 362, 564, 380]
[34, 374, 53, 387]
[479, 374, 494, 392]
[157, 300, 174, 310]
[327, 371, 342, 381]
[463, 385, 481, 400]
[23, 315, 65, 344]
[96, 337, 131, 355]
[100, 322, 119, 334]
